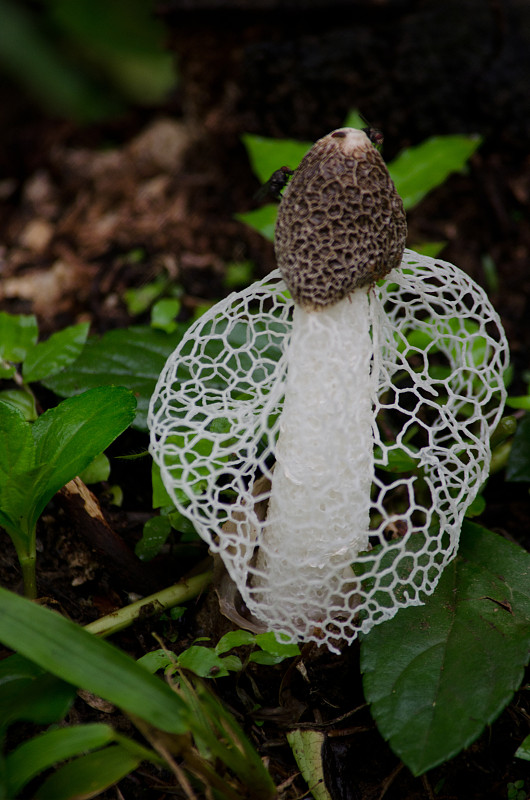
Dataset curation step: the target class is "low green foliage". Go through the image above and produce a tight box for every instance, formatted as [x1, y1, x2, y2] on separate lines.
[515, 735, 530, 761]
[43, 324, 187, 430]
[0, 387, 136, 597]
[139, 629, 301, 679]
[239, 113, 482, 242]
[360, 521, 530, 776]
[6, 723, 160, 800]
[0, 589, 276, 800]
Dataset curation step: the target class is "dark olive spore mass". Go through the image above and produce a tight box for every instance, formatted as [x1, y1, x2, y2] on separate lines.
[274, 128, 407, 310]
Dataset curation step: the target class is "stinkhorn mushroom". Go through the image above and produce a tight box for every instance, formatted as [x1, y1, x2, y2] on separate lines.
[149, 128, 508, 652]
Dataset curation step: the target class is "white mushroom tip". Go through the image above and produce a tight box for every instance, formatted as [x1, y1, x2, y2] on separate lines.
[328, 127, 373, 154]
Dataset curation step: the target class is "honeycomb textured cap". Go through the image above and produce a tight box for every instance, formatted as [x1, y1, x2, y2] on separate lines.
[275, 127, 407, 310]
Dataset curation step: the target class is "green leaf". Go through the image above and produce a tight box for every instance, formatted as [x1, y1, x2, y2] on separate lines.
[0, 311, 38, 362]
[388, 135, 482, 210]
[6, 723, 115, 796]
[515, 734, 530, 761]
[464, 492, 486, 518]
[242, 133, 310, 184]
[43, 325, 187, 430]
[151, 297, 181, 332]
[506, 414, 530, 481]
[0, 587, 191, 734]
[342, 109, 367, 129]
[361, 522, 530, 776]
[27, 387, 136, 531]
[33, 744, 144, 800]
[0, 387, 38, 420]
[0, 402, 34, 490]
[152, 460, 174, 508]
[506, 395, 530, 411]
[286, 730, 331, 800]
[410, 241, 447, 258]
[23, 322, 90, 384]
[215, 630, 257, 655]
[135, 514, 172, 561]
[177, 645, 233, 678]
[79, 452, 111, 484]
[137, 649, 175, 674]
[223, 260, 254, 289]
[0, 402, 39, 547]
[235, 205, 278, 241]
[0, 654, 76, 731]
[124, 277, 166, 315]
[250, 631, 300, 664]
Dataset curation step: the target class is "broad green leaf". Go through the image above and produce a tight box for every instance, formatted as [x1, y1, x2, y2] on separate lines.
[286, 730, 331, 800]
[506, 414, 530, 481]
[361, 522, 530, 776]
[249, 631, 301, 665]
[124, 276, 167, 315]
[79, 452, 110, 484]
[388, 135, 482, 210]
[29, 386, 136, 528]
[43, 325, 188, 430]
[33, 744, 144, 800]
[23, 322, 90, 383]
[0, 587, 191, 734]
[506, 395, 530, 411]
[177, 645, 234, 678]
[137, 649, 175, 674]
[135, 514, 172, 561]
[342, 109, 367, 129]
[0, 654, 75, 730]
[0, 403, 39, 548]
[464, 492, 486, 518]
[0, 387, 38, 420]
[215, 629, 257, 655]
[0, 402, 34, 490]
[235, 205, 278, 241]
[0, 311, 38, 362]
[223, 260, 254, 289]
[242, 133, 310, 184]
[6, 723, 115, 796]
[152, 460, 175, 508]
[411, 241, 447, 258]
[151, 297, 181, 332]
[374, 445, 419, 473]
[515, 735, 530, 761]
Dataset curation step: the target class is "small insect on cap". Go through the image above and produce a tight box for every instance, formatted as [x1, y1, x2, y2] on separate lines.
[275, 127, 406, 311]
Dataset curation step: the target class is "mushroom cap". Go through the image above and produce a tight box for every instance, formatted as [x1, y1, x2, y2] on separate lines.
[275, 127, 407, 310]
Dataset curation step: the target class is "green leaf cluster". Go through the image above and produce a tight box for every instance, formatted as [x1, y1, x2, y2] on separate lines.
[44, 325, 188, 431]
[139, 629, 301, 679]
[0, 589, 276, 800]
[0, 387, 136, 597]
[239, 114, 482, 243]
[360, 521, 530, 776]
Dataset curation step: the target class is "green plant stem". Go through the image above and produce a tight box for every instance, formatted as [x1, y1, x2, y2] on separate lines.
[20, 554, 37, 599]
[84, 570, 213, 638]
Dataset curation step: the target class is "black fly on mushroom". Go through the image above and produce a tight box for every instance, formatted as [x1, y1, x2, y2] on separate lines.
[149, 128, 508, 652]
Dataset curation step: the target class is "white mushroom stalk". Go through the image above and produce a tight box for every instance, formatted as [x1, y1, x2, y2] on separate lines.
[148, 128, 509, 652]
